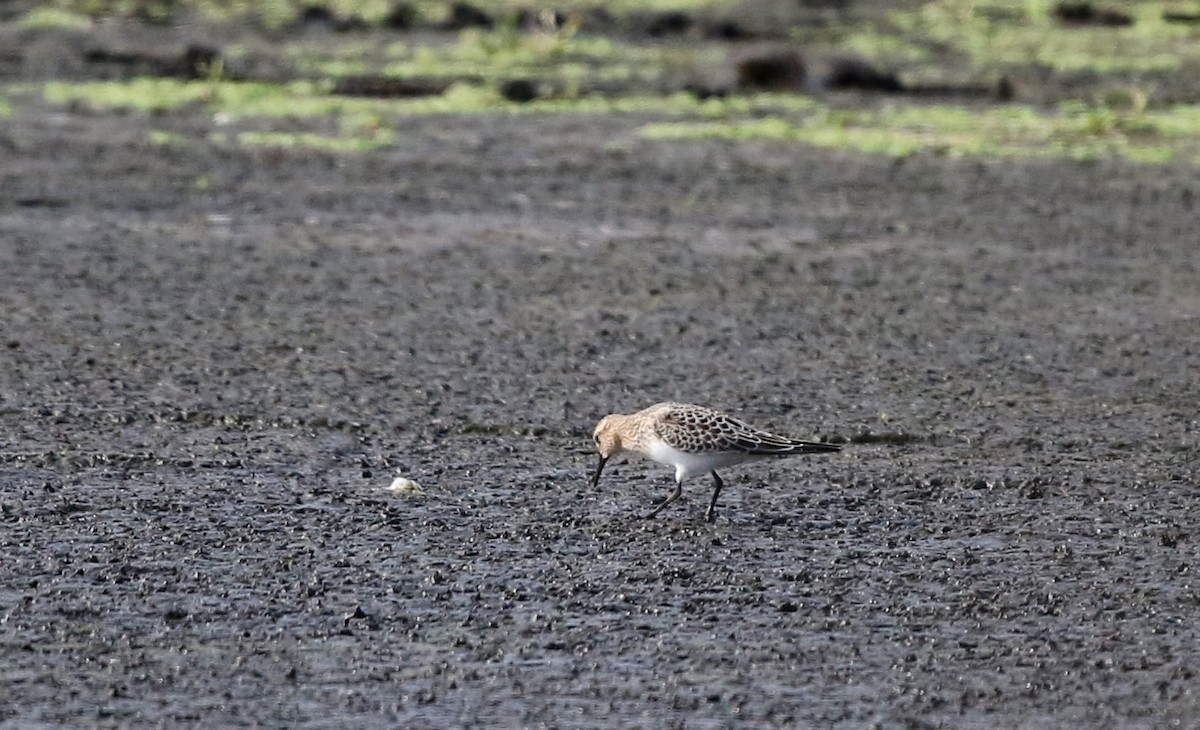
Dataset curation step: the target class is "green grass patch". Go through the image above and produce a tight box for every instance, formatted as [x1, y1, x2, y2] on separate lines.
[39, 75, 820, 118]
[148, 130, 188, 145]
[641, 100, 1200, 164]
[149, 126, 396, 152]
[837, 30, 933, 65]
[43, 77, 399, 117]
[893, 0, 1200, 73]
[287, 24, 724, 94]
[228, 128, 396, 151]
[45, 78, 216, 113]
[39, 71, 1200, 164]
[40, 0, 394, 27]
[40, 0, 727, 28]
[402, 0, 726, 25]
[19, 7, 93, 30]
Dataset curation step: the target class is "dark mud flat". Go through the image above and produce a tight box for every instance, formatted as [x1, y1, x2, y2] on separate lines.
[3, 39, 1200, 730]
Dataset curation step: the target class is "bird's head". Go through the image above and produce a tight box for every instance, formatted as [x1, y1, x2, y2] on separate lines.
[590, 414, 628, 488]
[592, 415, 627, 459]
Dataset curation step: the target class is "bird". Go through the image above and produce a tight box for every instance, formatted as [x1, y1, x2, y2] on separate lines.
[590, 402, 842, 522]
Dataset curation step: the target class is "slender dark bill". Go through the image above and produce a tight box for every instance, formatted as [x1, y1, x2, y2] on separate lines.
[590, 455, 608, 489]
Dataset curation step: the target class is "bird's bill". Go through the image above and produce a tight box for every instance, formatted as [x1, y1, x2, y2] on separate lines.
[590, 455, 608, 489]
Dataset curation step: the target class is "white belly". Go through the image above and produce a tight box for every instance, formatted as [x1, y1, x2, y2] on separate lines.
[643, 439, 756, 482]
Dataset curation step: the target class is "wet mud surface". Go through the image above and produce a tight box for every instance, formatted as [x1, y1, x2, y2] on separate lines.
[3, 21, 1200, 730]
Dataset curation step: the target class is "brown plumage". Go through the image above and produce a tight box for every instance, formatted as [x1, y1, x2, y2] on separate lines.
[591, 402, 841, 522]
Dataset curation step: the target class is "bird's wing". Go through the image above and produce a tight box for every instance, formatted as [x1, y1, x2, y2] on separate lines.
[710, 413, 805, 454]
[657, 404, 839, 455]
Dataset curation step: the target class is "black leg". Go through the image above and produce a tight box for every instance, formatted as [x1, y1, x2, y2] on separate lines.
[643, 479, 682, 519]
[705, 471, 724, 523]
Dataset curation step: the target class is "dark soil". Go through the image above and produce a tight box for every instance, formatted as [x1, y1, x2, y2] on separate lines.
[2, 12, 1199, 730]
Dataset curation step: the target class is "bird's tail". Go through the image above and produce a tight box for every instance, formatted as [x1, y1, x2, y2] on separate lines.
[747, 434, 842, 455]
[782, 439, 842, 455]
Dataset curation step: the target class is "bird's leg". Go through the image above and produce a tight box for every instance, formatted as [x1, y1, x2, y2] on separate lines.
[643, 478, 683, 519]
[704, 471, 724, 523]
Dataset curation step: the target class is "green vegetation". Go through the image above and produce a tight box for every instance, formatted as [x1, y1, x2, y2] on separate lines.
[893, 0, 1200, 73]
[148, 130, 187, 145]
[836, 31, 932, 65]
[45, 77, 376, 116]
[38, 72, 1200, 162]
[14, 0, 1200, 160]
[19, 6, 92, 29]
[155, 128, 396, 155]
[32, 0, 720, 28]
[39, 75, 823, 118]
[640, 100, 1200, 163]
[284, 22, 724, 97]
[218, 128, 396, 151]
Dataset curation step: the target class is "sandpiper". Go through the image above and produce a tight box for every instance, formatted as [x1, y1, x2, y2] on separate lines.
[591, 402, 841, 522]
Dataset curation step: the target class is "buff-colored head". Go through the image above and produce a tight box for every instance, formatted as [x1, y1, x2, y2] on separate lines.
[593, 415, 628, 458]
[590, 414, 629, 488]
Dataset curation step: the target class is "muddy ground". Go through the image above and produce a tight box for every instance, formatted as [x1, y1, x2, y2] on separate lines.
[2, 11, 1200, 730]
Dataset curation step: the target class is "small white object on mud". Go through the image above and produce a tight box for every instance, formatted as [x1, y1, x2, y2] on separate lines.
[386, 477, 424, 495]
